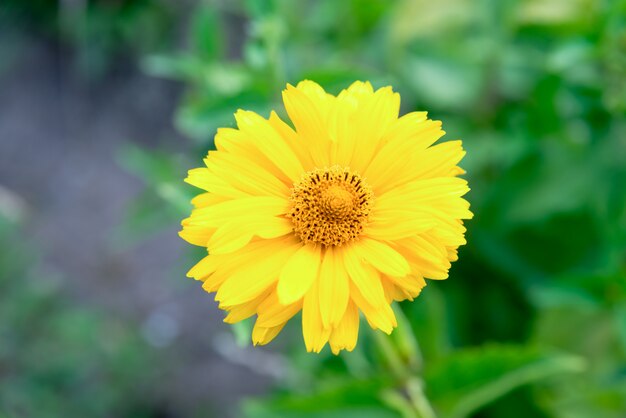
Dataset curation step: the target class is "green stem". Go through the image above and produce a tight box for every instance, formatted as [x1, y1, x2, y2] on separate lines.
[372, 312, 438, 418]
[373, 330, 406, 378]
[407, 377, 438, 418]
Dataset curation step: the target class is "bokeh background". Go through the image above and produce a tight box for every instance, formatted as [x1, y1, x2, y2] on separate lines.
[1, 0, 625, 417]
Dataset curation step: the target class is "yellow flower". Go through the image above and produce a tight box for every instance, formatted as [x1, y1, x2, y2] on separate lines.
[180, 80, 472, 354]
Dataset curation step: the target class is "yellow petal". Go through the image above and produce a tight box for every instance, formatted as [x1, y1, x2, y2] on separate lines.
[380, 111, 430, 148]
[354, 238, 410, 277]
[345, 85, 400, 173]
[268, 110, 316, 171]
[384, 272, 427, 296]
[204, 151, 290, 197]
[327, 91, 358, 166]
[380, 278, 398, 302]
[329, 301, 359, 354]
[343, 80, 374, 97]
[302, 278, 331, 353]
[256, 291, 302, 328]
[364, 118, 443, 191]
[214, 127, 290, 183]
[318, 248, 350, 328]
[343, 246, 387, 308]
[207, 217, 293, 254]
[190, 192, 229, 209]
[407, 209, 468, 250]
[277, 244, 322, 304]
[395, 236, 452, 280]
[178, 224, 214, 247]
[184, 168, 213, 191]
[186, 253, 217, 281]
[215, 239, 300, 307]
[224, 288, 271, 323]
[234, 110, 305, 181]
[184, 196, 291, 254]
[447, 246, 459, 262]
[378, 177, 470, 206]
[282, 81, 333, 168]
[407, 140, 467, 181]
[185, 168, 249, 198]
[202, 240, 285, 292]
[364, 209, 436, 241]
[252, 322, 286, 346]
[349, 281, 396, 334]
[223, 304, 257, 323]
[373, 180, 471, 224]
[399, 234, 448, 266]
[381, 277, 422, 302]
[378, 141, 468, 194]
[187, 196, 289, 227]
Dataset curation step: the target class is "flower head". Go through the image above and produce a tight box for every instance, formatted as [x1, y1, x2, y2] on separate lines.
[180, 80, 472, 354]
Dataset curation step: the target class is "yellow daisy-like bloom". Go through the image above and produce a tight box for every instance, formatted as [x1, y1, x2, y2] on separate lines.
[180, 80, 472, 354]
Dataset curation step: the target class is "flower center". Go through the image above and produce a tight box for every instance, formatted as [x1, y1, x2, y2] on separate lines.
[289, 166, 373, 247]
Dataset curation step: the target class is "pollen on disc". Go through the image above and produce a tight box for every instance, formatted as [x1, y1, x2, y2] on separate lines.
[288, 166, 373, 247]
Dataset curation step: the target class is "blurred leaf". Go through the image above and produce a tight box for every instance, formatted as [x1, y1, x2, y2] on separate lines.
[117, 143, 191, 214]
[175, 89, 273, 144]
[389, 305, 422, 371]
[529, 283, 599, 310]
[403, 286, 451, 363]
[390, 0, 473, 43]
[241, 378, 394, 418]
[141, 54, 206, 80]
[114, 190, 181, 247]
[118, 143, 179, 184]
[243, 404, 396, 418]
[503, 162, 598, 225]
[516, 0, 597, 26]
[533, 301, 621, 361]
[615, 303, 626, 353]
[0, 215, 162, 417]
[426, 345, 585, 418]
[191, 3, 224, 60]
[403, 55, 482, 110]
[245, 0, 277, 18]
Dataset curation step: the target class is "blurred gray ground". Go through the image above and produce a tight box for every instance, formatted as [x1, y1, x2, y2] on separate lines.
[0, 31, 270, 416]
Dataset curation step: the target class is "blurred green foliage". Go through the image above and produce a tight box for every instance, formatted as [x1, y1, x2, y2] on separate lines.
[137, 0, 626, 416]
[1, 0, 178, 76]
[0, 215, 167, 418]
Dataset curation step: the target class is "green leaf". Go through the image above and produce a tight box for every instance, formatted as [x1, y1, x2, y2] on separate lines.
[117, 144, 191, 210]
[425, 344, 586, 418]
[242, 404, 396, 418]
[615, 303, 626, 353]
[118, 144, 180, 185]
[244, 0, 277, 18]
[240, 378, 395, 418]
[190, 4, 223, 60]
[388, 304, 422, 371]
[403, 286, 451, 363]
[402, 55, 482, 110]
[141, 53, 205, 81]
